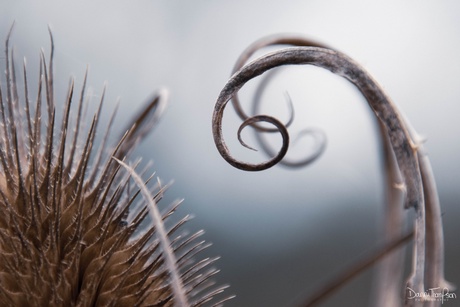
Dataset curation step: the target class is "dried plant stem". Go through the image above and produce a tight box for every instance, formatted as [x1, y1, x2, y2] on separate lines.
[230, 34, 329, 131]
[300, 230, 414, 307]
[230, 34, 328, 167]
[213, 47, 424, 202]
[212, 46, 427, 303]
[213, 47, 423, 206]
[251, 69, 327, 167]
[372, 120, 407, 307]
[418, 150, 453, 307]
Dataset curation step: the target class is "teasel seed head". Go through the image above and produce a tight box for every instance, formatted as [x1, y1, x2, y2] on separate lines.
[0, 24, 231, 307]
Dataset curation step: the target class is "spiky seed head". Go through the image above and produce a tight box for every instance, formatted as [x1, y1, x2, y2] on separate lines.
[0, 25, 231, 307]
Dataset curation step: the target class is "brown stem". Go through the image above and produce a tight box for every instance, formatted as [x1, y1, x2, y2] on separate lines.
[212, 45, 426, 302]
[372, 120, 407, 307]
[300, 230, 414, 307]
[251, 68, 327, 167]
[231, 34, 330, 133]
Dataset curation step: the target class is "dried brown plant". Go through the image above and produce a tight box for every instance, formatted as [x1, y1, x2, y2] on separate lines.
[211, 34, 454, 306]
[0, 24, 231, 307]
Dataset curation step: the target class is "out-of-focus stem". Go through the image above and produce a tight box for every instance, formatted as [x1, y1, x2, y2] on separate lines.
[372, 120, 407, 307]
[419, 151, 453, 307]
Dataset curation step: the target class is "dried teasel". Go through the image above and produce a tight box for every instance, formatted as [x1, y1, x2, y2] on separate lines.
[212, 34, 453, 306]
[0, 24, 232, 306]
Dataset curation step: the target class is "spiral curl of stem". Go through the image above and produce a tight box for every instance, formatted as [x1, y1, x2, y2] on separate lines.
[229, 34, 329, 167]
[212, 46, 422, 208]
[212, 44, 428, 304]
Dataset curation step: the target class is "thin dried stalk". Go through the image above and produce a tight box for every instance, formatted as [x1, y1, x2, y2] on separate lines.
[212, 45, 427, 304]
[230, 34, 328, 167]
[372, 120, 407, 307]
[301, 230, 414, 306]
[403, 115, 453, 306]
[251, 70, 327, 167]
[419, 153, 452, 307]
[230, 34, 330, 131]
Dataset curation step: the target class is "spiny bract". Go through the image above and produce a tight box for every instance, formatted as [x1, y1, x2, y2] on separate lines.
[0, 26, 230, 307]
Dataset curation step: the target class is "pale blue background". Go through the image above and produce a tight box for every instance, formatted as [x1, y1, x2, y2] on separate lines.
[1, 1, 459, 306]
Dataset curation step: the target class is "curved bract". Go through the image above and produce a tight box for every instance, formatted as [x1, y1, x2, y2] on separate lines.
[251, 71, 327, 168]
[211, 41, 438, 305]
[213, 46, 422, 208]
[230, 34, 330, 128]
[230, 34, 329, 168]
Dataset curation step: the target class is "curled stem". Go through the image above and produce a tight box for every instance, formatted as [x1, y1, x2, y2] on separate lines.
[237, 114, 290, 153]
[251, 68, 327, 167]
[230, 33, 330, 129]
[212, 45, 426, 301]
[213, 47, 422, 207]
[230, 34, 329, 167]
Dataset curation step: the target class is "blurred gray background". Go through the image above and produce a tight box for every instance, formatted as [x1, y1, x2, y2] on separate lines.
[1, 1, 459, 306]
